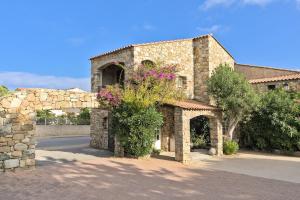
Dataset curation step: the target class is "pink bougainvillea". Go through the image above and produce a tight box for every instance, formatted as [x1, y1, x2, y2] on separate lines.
[97, 86, 122, 107]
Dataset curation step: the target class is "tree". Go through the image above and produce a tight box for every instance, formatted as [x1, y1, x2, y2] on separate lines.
[0, 85, 9, 97]
[240, 89, 300, 151]
[77, 108, 91, 125]
[36, 109, 55, 125]
[207, 64, 259, 140]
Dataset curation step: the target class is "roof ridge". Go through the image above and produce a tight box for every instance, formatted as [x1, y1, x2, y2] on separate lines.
[236, 63, 299, 73]
[249, 72, 300, 84]
[90, 34, 212, 60]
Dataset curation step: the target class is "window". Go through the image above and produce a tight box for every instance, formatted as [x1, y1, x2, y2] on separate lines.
[141, 60, 156, 68]
[267, 85, 276, 90]
[176, 76, 187, 89]
[102, 117, 108, 129]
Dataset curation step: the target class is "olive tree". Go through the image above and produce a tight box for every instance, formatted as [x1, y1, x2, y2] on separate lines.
[207, 64, 259, 140]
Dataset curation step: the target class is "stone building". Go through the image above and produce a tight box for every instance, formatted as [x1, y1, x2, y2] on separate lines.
[90, 34, 300, 164]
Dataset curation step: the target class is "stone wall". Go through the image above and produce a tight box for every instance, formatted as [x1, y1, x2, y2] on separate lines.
[160, 106, 175, 151]
[0, 88, 98, 172]
[235, 64, 298, 80]
[91, 48, 134, 92]
[90, 108, 109, 149]
[252, 79, 300, 93]
[35, 125, 90, 138]
[134, 40, 194, 98]
[193, 35, 234, 104]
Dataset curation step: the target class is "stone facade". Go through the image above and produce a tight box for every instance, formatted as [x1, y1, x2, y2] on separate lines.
[235, 63, 298, 80]
[193, 36, 234, 104]
[252, 79, 300, 93]
[0, 88, 98, 172]
[88, 34, 298, 164]
[90, 35, 233, 158]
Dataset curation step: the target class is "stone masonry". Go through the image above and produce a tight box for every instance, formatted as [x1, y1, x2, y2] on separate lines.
[90, 35, 233, 163]
[0, 88, 98, 172]
[89, 34, 298, 163]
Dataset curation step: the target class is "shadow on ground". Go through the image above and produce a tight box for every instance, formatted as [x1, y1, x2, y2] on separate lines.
[1, 156, 300, 200]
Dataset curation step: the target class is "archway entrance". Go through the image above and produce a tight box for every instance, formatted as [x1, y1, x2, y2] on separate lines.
[190, 116, 210, 150]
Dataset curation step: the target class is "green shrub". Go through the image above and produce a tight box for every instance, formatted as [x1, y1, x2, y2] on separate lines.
[112, 103, 163, 157]
[0, 85, 9, 97]
[192, 135, 207, 149]
[223, 140, 239, 155]
[240, 89, 300, 152]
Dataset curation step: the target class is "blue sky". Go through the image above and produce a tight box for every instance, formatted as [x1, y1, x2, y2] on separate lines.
[0, 0, 300, 90]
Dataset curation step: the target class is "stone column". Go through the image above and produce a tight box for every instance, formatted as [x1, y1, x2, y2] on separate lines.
[209, 116, 223, 156]
[174, 108, 190, 164]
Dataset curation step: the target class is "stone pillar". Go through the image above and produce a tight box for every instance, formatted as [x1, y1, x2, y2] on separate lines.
[174, 108, 190, 164]
[209, 117, 223, 156]
[90, 108, 109, 149]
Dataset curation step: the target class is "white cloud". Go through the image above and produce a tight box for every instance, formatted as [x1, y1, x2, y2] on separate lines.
[297, 0, 300, 8]
[0, 71, 90, 91]
[201, 0, 235, 10]
[200, 0, 275, 10]
[197, 24, 230, 34]
[197, 25, 222, 33]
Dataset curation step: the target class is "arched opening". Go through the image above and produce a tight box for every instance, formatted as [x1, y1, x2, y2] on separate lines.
[99, 63, 125, 90]
[141, 60, 156, 68]
[190, 116, 210, 150]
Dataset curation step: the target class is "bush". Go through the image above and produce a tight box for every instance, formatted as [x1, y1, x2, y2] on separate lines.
[0, 85, 9, 97]
[191, 134, 207, 149]
[240, 89, 300, 152]
[223, 140, 239, 155]
[112, 103, 163, 157]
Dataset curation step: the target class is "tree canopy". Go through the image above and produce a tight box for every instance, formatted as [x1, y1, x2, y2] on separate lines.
[207, 64, 259, 140]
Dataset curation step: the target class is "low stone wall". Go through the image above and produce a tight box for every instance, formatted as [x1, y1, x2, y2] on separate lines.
[35, 125, 90, 138]
[0, 88, 98, 172]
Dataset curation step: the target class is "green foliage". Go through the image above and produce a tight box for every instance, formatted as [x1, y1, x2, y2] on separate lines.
[223, 140, 239, 155]
[36, 109, 55, 120]
[77, 108, 91, 125]
[240, 89, 300, 152]
[190, 116, 210, 148]
[191, 134, 207, 149]
[207, 64, 259, 139]
[112, 103, 163, 157]
[0, 85, 9, 97]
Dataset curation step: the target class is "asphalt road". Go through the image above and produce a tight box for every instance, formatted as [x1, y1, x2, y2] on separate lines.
[37, 136, 91, 150]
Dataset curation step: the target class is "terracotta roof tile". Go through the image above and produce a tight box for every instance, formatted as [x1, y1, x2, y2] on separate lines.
[249, 73, 300, 84]
[165, 100, 219, 111]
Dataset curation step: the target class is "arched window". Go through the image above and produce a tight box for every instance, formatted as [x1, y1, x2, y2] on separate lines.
[141, 60, 156, 68]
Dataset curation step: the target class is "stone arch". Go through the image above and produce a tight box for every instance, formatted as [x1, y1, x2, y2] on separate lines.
[190, 115, 210, 148]
[141, 60, 156, 68]
[0, 88, 99, 171]
[94, 62, 125, 91]
[173, 105, 223, 164]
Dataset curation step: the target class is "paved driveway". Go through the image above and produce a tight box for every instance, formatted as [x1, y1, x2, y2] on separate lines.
[0, 137, 299, 200]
